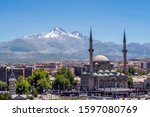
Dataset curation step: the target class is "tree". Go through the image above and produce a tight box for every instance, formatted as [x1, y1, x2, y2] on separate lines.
[37, 78, 50, 94]
[128, 76, 133, 88]
[0, 80, 7, 91]
[52, 74, 71, 91]
[30, 69, 49, 86]
[116, 69, 123, 73]
[0, 94, 10, 100]
[27, 69, 50, 94]
[16, 76, 30, 94]
[56, 67, 74, 88]
[57, 67, 67, 75]
[138, 70, 146, 76]
[128, 67, 136, 75]
[66, 69, 74, 85]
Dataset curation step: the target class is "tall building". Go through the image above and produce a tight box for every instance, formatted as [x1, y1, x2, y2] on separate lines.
[122, 31, 127, 71]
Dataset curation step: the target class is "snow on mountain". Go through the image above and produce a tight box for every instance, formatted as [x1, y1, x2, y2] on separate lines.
[21, 27, 86, 40]
[1, 27, 150, 63]
[71, 31, 85, 39]
[42, 27, 67, 39]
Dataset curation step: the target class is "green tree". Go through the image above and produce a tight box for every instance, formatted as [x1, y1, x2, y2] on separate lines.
[27, 69, 50, 94]
[128, 76, 133, 88]
[57, 67, 74, 88]
[116, 69, 123, 73]
[0, 94, 10, 100]
[16, 76, 30, 94]
[128, 67, 136, 75]
[30, 69, 49, 87]
[57, 66, 67, 75]
[0, 80, 7, 91]
[52, 74, 71, 91]
[37, 78, 50, 94]
[138, 70, 146, 76]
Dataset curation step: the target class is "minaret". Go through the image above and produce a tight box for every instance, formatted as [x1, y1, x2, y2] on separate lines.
[122, 30, 127, 71]
[88, 28, 94, 77]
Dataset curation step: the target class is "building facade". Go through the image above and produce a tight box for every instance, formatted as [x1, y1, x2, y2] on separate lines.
[0, 66, 33, 84]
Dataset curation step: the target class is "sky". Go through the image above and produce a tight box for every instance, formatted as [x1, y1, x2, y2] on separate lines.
[0, 0, 150, 44]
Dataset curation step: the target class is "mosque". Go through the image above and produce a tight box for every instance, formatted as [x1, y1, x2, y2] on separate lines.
[81, 30, 128, 91]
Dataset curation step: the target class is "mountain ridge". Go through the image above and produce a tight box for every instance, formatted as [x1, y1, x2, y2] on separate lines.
[0, 27, 149, 63]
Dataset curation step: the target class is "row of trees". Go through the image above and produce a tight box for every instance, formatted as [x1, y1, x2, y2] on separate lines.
[16, 69, 50, 96]
[128, 67, 146, 76]
[117, 66, 147, 76]
[16, 67, 77, 96]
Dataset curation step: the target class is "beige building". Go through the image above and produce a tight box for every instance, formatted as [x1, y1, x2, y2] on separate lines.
[133, 74, 150, 89]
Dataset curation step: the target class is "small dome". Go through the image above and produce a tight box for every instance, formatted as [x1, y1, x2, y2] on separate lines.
[134, 73, 139, 76]
[98, 70, 103, 73]
[109, 73, 114, 76]
[116, 72, 121, 76]
[93, 73, 97, 76]
[103, 73, 109, 76]
[98, 73, 103, 76]
[93, 55, 109, 62]
[121, 73, 125, 76]
[105, 70, 109, 73]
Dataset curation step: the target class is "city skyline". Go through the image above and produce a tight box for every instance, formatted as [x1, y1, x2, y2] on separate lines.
[0, 0, 150, 44]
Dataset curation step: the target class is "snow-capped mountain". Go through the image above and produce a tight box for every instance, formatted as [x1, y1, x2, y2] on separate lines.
[0, 27, 150, 63]
[21, 27, 87, 40]
[17, 27, 88, 54]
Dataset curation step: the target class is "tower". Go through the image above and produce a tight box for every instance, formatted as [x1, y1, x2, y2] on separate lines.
[9, 70, 16, 95]
[122, 30, 127, 71]
[88, 28, 94, 77]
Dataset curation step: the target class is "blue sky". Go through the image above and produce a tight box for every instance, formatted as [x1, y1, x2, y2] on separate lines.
[0, 0, 150, 44]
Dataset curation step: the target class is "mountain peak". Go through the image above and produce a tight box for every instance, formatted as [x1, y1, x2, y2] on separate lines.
[42, 27, 67, 39]
[72, 31, 85, 39]
[21, 27, 86, 40]
[52, 27, 66, 33]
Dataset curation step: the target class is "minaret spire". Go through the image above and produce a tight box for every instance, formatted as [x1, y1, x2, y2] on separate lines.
[123, 29, 126, 43]
[122, 30, 127, 72]
[88, 28, 94, 77]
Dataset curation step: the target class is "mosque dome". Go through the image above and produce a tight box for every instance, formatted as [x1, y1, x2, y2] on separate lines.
[93, 55, 109, 62]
